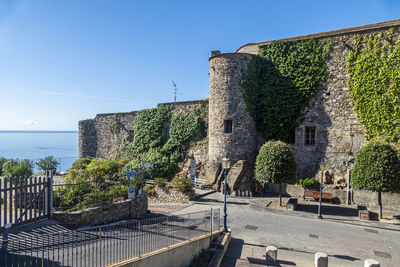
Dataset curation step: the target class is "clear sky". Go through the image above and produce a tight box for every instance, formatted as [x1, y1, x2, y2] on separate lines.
[0, 0, 399, 131]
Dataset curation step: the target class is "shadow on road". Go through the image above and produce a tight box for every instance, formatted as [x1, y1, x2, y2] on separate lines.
[296, 203, 358, 217]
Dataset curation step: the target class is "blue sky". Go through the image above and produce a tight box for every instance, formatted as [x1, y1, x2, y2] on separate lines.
[0, 0, 399, 130]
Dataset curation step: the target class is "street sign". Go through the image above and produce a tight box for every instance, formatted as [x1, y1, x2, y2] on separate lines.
[144, 162, 151, 169]
[128, 172, 137, 178]
[128, 186, 135, 199]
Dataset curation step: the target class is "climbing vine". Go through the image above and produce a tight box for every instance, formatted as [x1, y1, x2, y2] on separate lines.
[123, 104, 206, 179]
[346, 29, 400, 142]
[241, 39, 332, 142]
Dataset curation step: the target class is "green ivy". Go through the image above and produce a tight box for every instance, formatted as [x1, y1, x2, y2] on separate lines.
[241, 39, 331, 142]
[123, 104, 206, 179]
[346, 29, 400, 142]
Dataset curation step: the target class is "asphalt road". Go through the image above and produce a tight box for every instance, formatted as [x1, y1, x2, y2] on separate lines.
[173, 192, 400, 266]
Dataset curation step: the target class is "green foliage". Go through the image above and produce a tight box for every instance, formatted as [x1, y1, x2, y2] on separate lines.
[71, 158, 92, 170]
[2, 159, 33, 178]
[123, 104, 205, 179]
[351, 140, 400, 193]
[0, 157, 7, 175]
[241, 39, 331, 141]
[299, 178, 318, 189]
[124, 105, 171, 156]
[154, 177, 167, 187]
[170, 177, 192, 192]
[53, 177, 95, 210]
[346, 29, 400, 142]
[255, 141, 296, 186]
[36, 156, 60, 171]
[189, 249, 215, 267]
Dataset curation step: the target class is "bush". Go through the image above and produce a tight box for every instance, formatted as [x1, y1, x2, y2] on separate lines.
[170, 177, 192, 192]
[36, 156, 59, 171]
[154, 177, 167, 187]
[351, 140, 400, 217]
[71, 158, 92, 170]
[299, 178, 318, 189]
[0, 157, 7, 175]
[2, 159, 33, 178]
[255, 140, 296, 205]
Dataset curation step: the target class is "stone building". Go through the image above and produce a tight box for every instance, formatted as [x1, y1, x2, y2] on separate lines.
[79, 19, 400, 187]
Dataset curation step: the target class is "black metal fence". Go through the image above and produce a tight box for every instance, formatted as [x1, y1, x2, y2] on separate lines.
[0, 208, 220, 267]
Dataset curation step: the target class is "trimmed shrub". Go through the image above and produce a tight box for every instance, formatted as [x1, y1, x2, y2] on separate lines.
[351, 140, 400, 217]
[299, 178, 319, 189]
[71, 158, 92, 170]
[255, 140, 296, 205]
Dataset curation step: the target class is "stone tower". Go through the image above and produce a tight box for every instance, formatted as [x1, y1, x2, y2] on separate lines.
[208, 51, 258, 164]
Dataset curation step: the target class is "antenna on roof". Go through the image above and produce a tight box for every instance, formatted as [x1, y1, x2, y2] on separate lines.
[172, 80, 178, 102]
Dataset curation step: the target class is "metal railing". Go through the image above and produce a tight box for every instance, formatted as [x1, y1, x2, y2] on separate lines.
[0, 208, 220, 266]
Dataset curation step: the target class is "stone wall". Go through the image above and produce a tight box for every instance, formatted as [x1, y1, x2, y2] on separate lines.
[54, 195, 148, 227]
[291, 26, 399, 183]
[149, 187, 191, 204]
[78, 100, 207, 160]
[208, 53, 258, 164]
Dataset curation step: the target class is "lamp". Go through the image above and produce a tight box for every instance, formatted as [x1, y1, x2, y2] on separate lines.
[221, 155, 231, 232]
[318, 158, 325, 219]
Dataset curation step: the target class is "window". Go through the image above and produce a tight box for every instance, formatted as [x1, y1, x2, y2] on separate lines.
[304, 126, 316, 146]
[224, 120, 233, 134]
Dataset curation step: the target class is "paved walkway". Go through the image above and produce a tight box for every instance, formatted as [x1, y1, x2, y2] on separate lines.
[169, 190, 400, 266]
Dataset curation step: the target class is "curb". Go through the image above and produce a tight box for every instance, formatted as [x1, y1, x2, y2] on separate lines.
[208, 230, 232, 267]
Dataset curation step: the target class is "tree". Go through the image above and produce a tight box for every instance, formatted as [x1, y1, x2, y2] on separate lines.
[36, 156, 60, 172]
[351, 141, 400, 218]
[255, 140, 296, 205]
[2, 159, 33, 179]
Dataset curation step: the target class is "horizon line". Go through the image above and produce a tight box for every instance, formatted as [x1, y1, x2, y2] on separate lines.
[0, 130, 78, 133]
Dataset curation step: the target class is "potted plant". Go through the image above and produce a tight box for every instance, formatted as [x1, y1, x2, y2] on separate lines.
[36, 156, 60, 175]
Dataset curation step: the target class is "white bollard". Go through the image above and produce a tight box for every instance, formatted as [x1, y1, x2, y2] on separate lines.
[250, 191, 253, 197]
[246, 190, 249, 197]
[314, 252, 328, 267]
[364, 259, 380, 267]
[265, 246, 277, 263]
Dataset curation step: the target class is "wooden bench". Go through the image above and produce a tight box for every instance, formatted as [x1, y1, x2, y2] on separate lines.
[304, 189, 332, 201]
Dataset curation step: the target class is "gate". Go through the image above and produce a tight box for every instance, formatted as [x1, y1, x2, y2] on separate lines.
[0, 175, 53, 233]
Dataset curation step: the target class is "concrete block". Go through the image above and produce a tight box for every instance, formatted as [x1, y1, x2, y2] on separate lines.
[359, 210, 370, 220]
[314, 252, 328, 267]
[364, 259, 380, 267]
[265, 246, 277, 263]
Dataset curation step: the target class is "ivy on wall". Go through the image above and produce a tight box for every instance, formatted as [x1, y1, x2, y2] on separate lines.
[346, 29, 400, 142]
[123, 104, 207, 179]
[241, 39, 332, 142]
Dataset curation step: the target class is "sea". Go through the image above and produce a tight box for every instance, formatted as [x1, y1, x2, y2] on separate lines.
[0, 131, 78, 173]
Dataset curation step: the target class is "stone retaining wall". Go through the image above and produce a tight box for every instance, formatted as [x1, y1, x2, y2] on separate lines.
[54, 195, 148, 227]
[149, 187, 191, 204]
[265, 183, 400, 213]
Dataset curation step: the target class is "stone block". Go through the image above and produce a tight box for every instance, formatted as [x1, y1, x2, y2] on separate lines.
[359, 210, 370, 220]
[314, 252, 328, 267]
[265, 246, 277, 263]
[364, 259, 380, 267]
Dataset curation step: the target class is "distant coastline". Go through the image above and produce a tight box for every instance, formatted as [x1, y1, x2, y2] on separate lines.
[0, 130, 78, 134]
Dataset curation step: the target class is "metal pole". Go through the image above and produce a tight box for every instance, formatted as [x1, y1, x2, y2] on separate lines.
[223, 169, 228, 232]
[317, 170, 323, 219]
[346, 168, 351, 205]
[210, 208, 214, 247]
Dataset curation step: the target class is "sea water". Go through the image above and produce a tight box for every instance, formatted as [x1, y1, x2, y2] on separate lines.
[0, 131, 78, 172]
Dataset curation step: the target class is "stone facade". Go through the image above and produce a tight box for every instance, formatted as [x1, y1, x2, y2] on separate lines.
[78, 100, 207, 160]
[208, 53, 258, 164]
[78, 19, 400, 189]
[53, 195, 148, 227]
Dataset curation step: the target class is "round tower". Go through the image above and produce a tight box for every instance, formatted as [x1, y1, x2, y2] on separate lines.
[208, 51, 258, 164]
